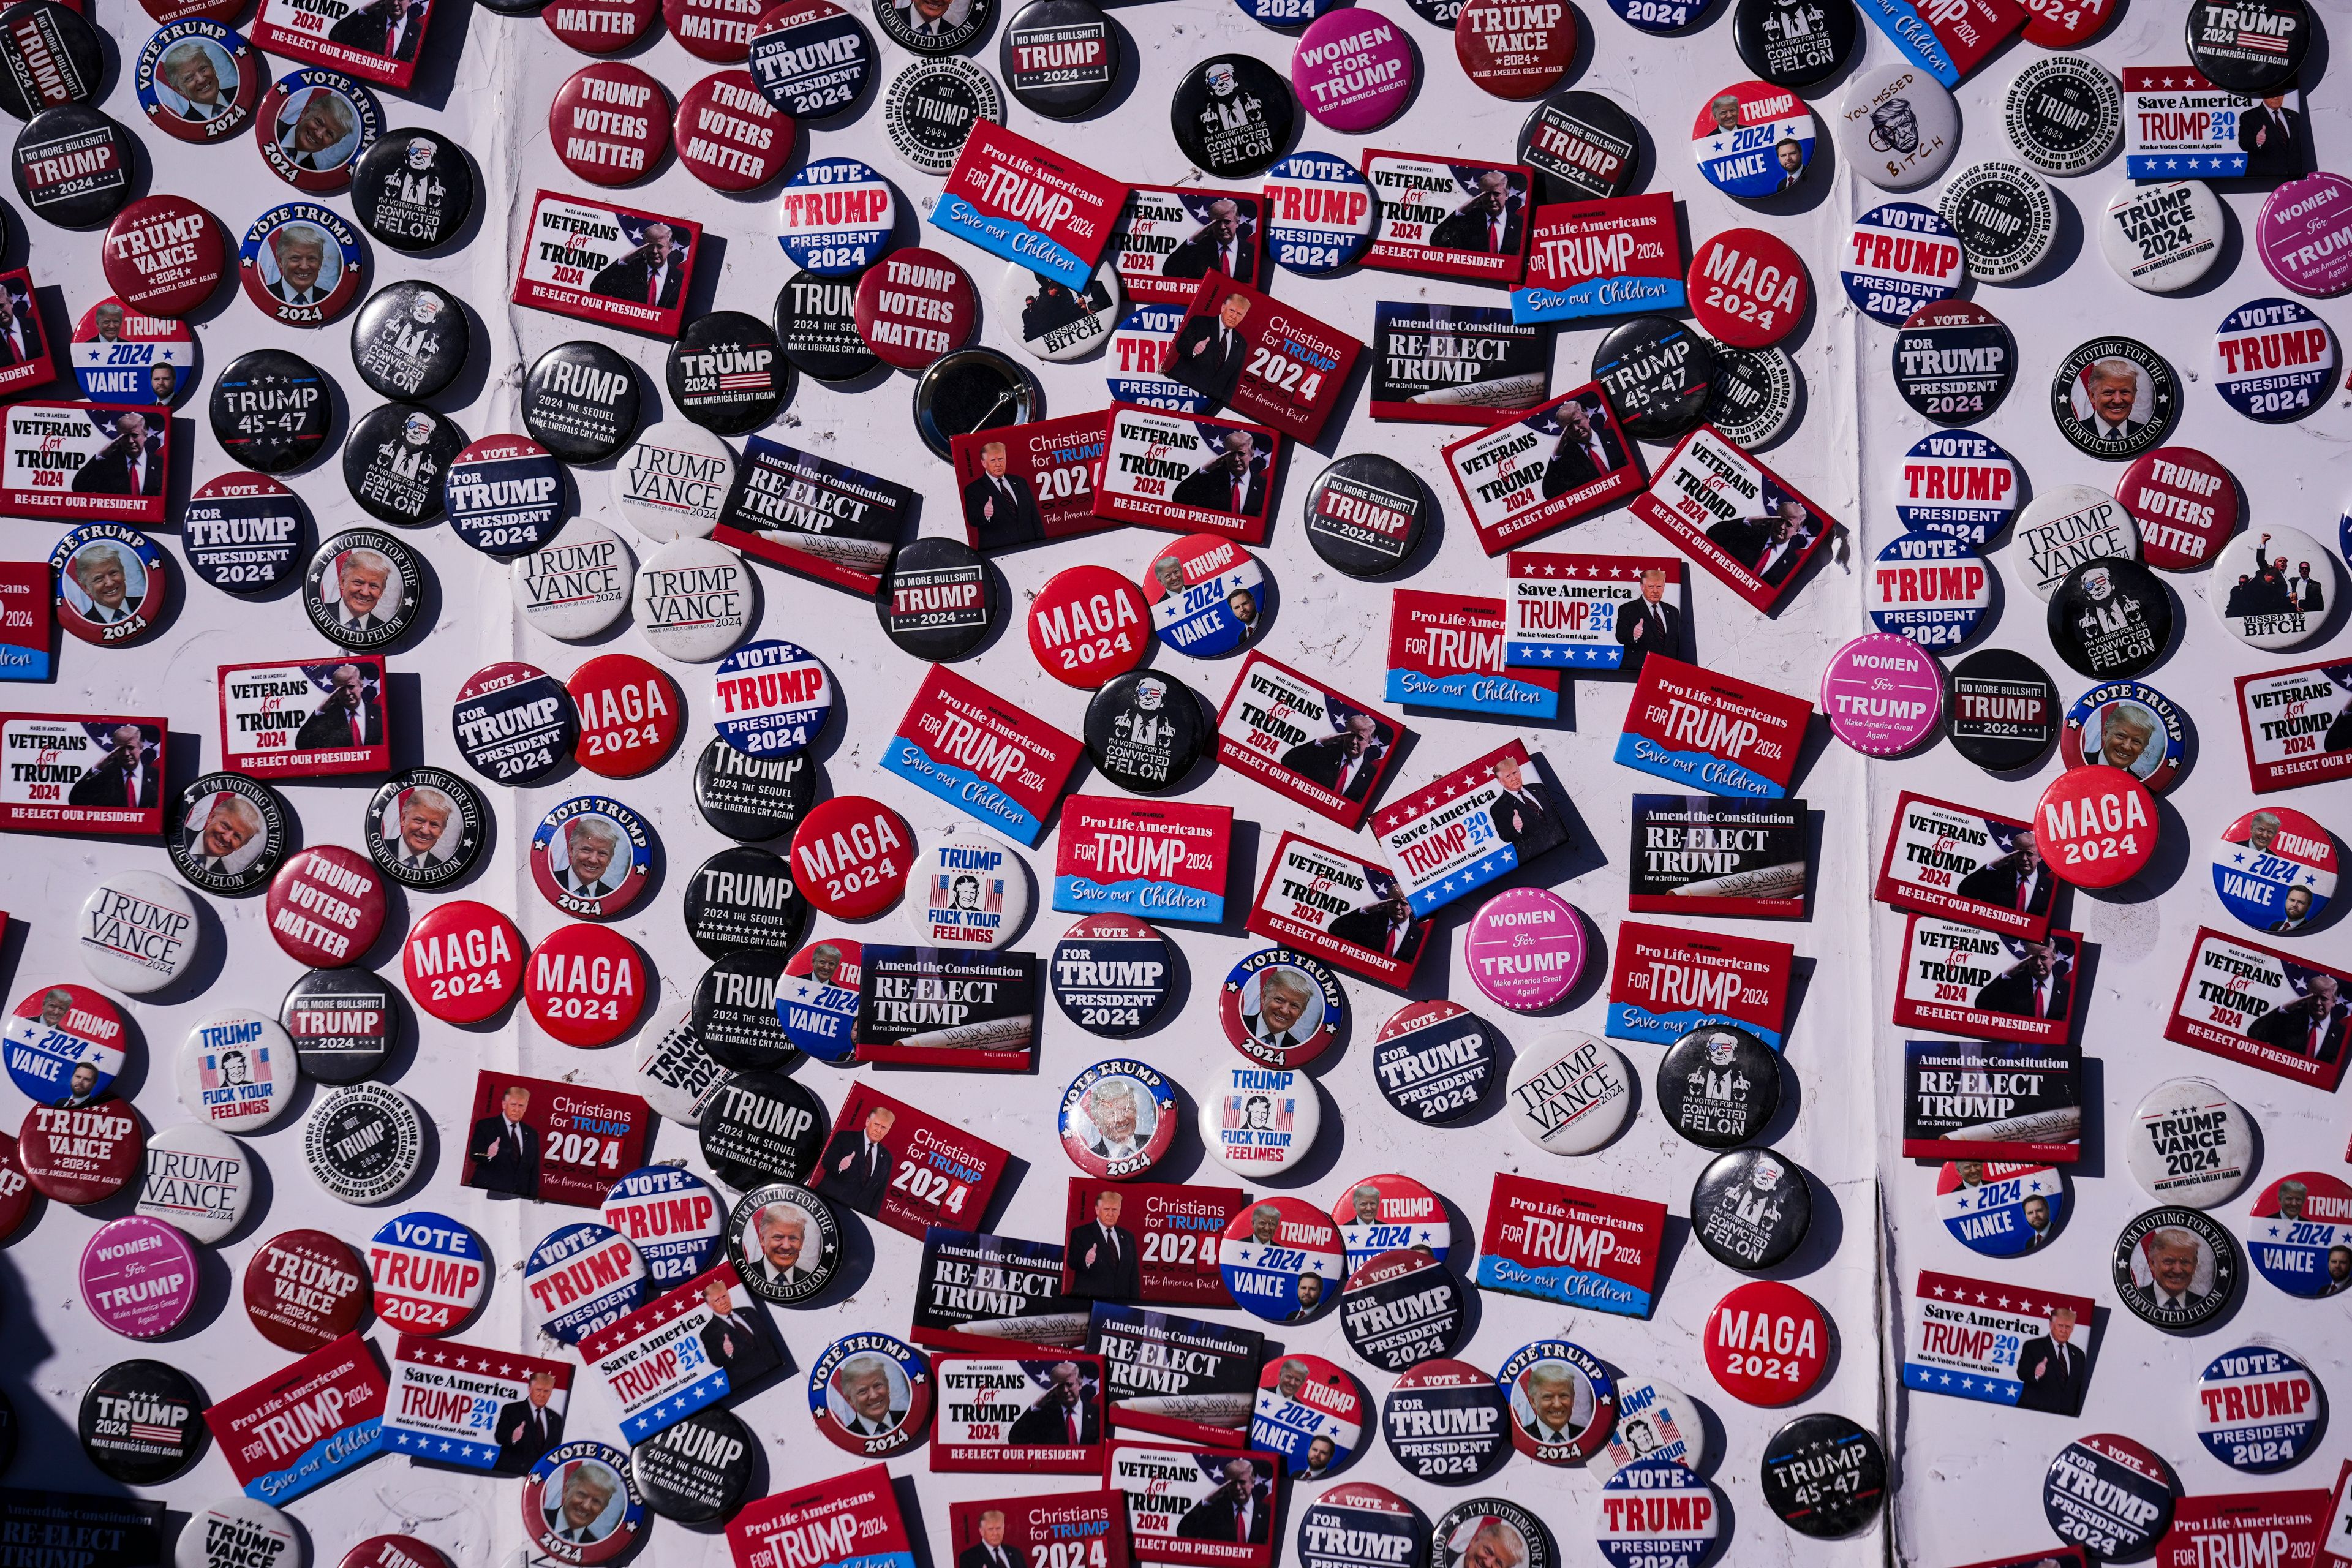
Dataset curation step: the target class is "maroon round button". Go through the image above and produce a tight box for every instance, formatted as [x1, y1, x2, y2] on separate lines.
[2019, 0, 2108, 47]
[80, 1216, 198, 1337]
[0, 1134, 36, 1245]
[1703, 1280, 1828, 1406]
[1028, 564, 1151, 687]
[551, 62, 670, 186]
[20, 1096, 142, 1205]
[665, 0, 758, 60]
[342, 1540, 447, 1568]
[1689, 228, 1808, 349]
[140, 0, 240, 21]
[1455, 0, 1572, 99]
[243, 1228, 371, 1352]
[101, 195, 228, 318]
[404, 900, 525, 1025]
[546, 0, 659, 51]
[2116, 446, 2238, 571]
[527, 924, 649, 1047]
[790, 795, 913, 918]
[2035, 766, 2155, 889]
[266, 846, 387, 968]
[854, 248, 976, 369]
[674, 70, 791, 190]
[570, 654, 683, 778]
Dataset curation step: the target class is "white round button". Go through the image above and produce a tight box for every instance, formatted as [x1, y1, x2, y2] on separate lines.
[2098, 180, 2223, 293]
[178, 1011, 295, 1133]
[635, 536, 755, 662]
[615, 421, 735, 541]
[176, 1497, 300, 1568]
[910, 828, 1031, 950]
[2127, 1077, 2253, 1208]
[137, 1122, 256, 1244]
[2211, 525, 2332, 650]
[79, 870, 198, 995]
[998, 258, 1123, 363]
[513, 519, 635, 641]
[1836, 63, 1959, 191]
[1507, 1031, 1636, 1155]
[1199, 1061, 1320, 1175]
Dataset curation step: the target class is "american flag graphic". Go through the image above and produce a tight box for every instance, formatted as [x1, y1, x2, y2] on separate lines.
[200, 1045, 270, 1091]
[718, 371, 772, 390]
[2237, 28, 2290, 51]
[129, 1420, 184, 1442]
[1221, 1095, 1295, 1131]
[933, 873, 1005, 912]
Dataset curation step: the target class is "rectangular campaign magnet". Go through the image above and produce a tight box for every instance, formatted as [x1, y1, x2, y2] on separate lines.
[1892, 917, 2085, 1047]
[205, 1332, 388, 1504]
[1370, 740, 1570, 916]
[2321, 1464, 2352, 1568]
[1384, 589, 1559, 719]
[580, 1263, 780, 1442]
[0, 1492, 162, 1568]
[1088, 1305, 1259, 1446]
[2162, 1494, 2331, 1568]
[1631, 427, 1837, 614]
[2123, 70, 2272, 178]
[1506, 551, 1684, 671]
[953, 412, 1115, 552]
[1246, 831, 1429, 989]
[729, 1463, 912, 1568]
[1902, 1272, 2097, 1414]
[1876, 791, 2055, 940]
[951, 1493, 1133, 1568]
[1110, 1444, 1279, 1568]
[218, 657, 390, 780]
[1054, 794, 1231, 925]
[1628, 795, 1807, 918]
[1511, 192, 1685, 325]
[931, 1352, 1108, 1473]
[1065, 1180, 1242, 1308]
[817, 1082, 1014, 1239]
[2234, 659, 2352, 794]
[512, 191, 702, 339]
[1441, 382, 1643, 557]
[461, 1069, 652, 1208]
[1902, 1039, 2082, 1162]
[0, 712, 163, 834]
[883, 664, 1082, 846]
[1368, 302, 1548, 426]
[913, 1229, 1090, 1356]
[1160, 276, 1361, 444]
[1362, 151, 1533, 284]
[1472, 1170, 1665, 1317]
[1609, 921, 1794, 1049]
[1615, 652, 1810, 799]
[2165, 927, 2351, 1092]
[0, 271, 58, 401]
[931, 121, 1126, 292]
[1850, 0, 2022, 85]
[250, 0, 435, 89]
[2, 402, 168, 526]
[0, 563, 48, 681]
[855, 946, 1039, 1071]
[383, 1336, 572, 1473]
[1114, 187, 1266, 307]
[1215, 651, 1403, 832]
[1095, 403, 1280, 545]
[715, 434, 914, 596]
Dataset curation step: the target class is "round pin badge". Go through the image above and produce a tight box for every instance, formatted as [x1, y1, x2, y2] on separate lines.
[2188, 0, 2307, 94]
[1836, 63, 1958, 192]
[1592, 317, 1716, 442]
[1305, 453, 1424, 575]
[632, 1407, 756, 1524]
[1893, 434, 2015, 551]
[855, 247, 976, 371]
[775, 158, 894, 277]
[658, 0, 753, 59]
[1455, 0, 1566, 98]
[2016, 484, 2136, 601]
[522, 1442, 646, 1564]
[685, 846, 805, 958]
[136, 1122, 252, 1244]
[614, 420, 732, 543]
[882, 57, 1000, 178]
[444, 437, 565, 559]
[453, 661, 578, 786]
[1340, 1247, 1465, 1371]
[78, 1359, 202, 1476]
[1221, 1196, 1345, 1322]
[1106, 304, 1212, 412]
[1001, 258, 1121, 365]
[74, 297, 197, 407]
[2051, 336, 2179, 461]
[701, 1083, 816, 1210]
[1938, 1159, 2065, 1256]
[1030, 565, 1151, 688]
[78, 870, 196, 995]
[530, 796, 652, 921]
[1735, 0, 1853, 89]
[633, 1002, 729, 1125]
[910, 829, 1027, 949]
[2195, 1343, 2322, 1474]
[1893, 298, 2016, 426]
[1221, 948, 1344, 1069]
[525, 1224, 649, 1343]
[303, 1082, 424, 1203]
[184, 472, 303, 595]
[1691, 80, 1814, 201]
[346, 402, 464, 524]
[2247, 1171, 2352, 1297]
[776, 268, 878, 381]
[878, 537, 990, 661]
[1085, 669, 1208, 793]
[2119, 447, 2237, 570]
[350, 129, 473, 252]
[750, 0, 873, 119]
[2045, 1434, 2176, 1558]
[1595, 1379, 1705, 1481]
[1498, 1341, 1612, 1465]
[674, 70, 791, 192]
[136, 20, 257, 143]
[791, 796, 912, 919]
[81, 1223, 197, 1339]
[914, 348, 1039, 460]
[1254, 1352, 1366, 1477]
[570, 654, 682, 778]
[2048, 556, 2173, 680]
[668, 310, 788, 435]
[1688, 228, 1806, 350]
[178, 1499, 301, 1568]
[551, 64, 667, 189]
[727, 1181, 838, 1303]
[695, 950, 796, 1070]
[208, 349, 330, 475]
[1382, 1361, 1509, 1483]
[1200, 1061, 1319, 1174]
[1657, 1024, 1779, 1149]
[712, 639, 832, 757]
[1264, 151, 1378, 275]
[2215, 300, 2337, 425]
[546, 0, 657, 50]
[1938, 162, 2056, 284]
[306, 527, 421, 649]
[1841, 203, 1962, 327]
[350, 281, 467, 399]
[999, 0, 1114, 116]
[695, 736, 815, 842]
[1691, 1146, 1813, 1270]
[103, 195, 228, 315]
[256, 69, 380, 194]
[2114, 1206, 2240, 1333]
[0, 1137, 29, 1247]
[1299, 1487, 1428, 1568]
[177, 1009, 292, 1134]
[281, 965, 397, 1083]
[23, 1091, 140, 1204]
[15, 105, 134, 230]
[1442, 1504, 1553, 1568]
[2099, 180, 2224, 293]
[1464, 886, 1584, 1012]
[1141, 534, 1265, 660]
[1705, 341, 1796, 447]
[1050, 915, 1174, 1038]
[809, 1332, 932, 1455]
[527, 924, 648, 1046]
[342, 1539, 445, 1568]
[1704, 1280, 1828, 1404]
[2260, 173, 2352, 297]
[241, 202, 365, 326]
[1506, 1031, 1633, 1156]
[50, 523, 164, 648]
[7, 982, 124, 1107]
[2034, 763, 2156, 889]
[367, 1210, 488, 1335]
[1172, 55, 1295, 181]
[1518, 89, 1638, 202]
[2213, 805, 2335, 933]
[1761, 1414, 1884, 1538]
[602, 1166, 723, 1288]
[523, 340, 639, 464]
[1371, 1000, 1496, 1125]
[266, 846, 386, 968]
[403, 900, 524, 1025]
[244, 1230, 368, 1351]
[1821, 631, 1943, 756]
[2003, 56, 2120, 175]
[2215, 525, 2332, 650]
[2130, 1077, 2253, 1208]
[1333, 1173, 1448, 1271]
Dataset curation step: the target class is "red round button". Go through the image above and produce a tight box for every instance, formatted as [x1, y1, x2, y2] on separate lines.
[527, 923, 647, 1047]
[0, 1133, 36, 1244]
[665, 0, 758, 60]
[546, 0, 658, 51]
[1704, 1280, 1829, 1406]
[404, 900, 526, 1024]
[2019, 0, 2108, 50]
[790, 795, 913, 918]
[569, 654, 683, 778]
[102, 195, 229, 318]
[674, 70, 792, 191]
[551, 62, 670, 186]
[2116, 446, 2239, 571]
[1454, 0, 1573, 100]
[19, 1096, 143, 1205]
[243, 1228, 371, 1352]
[1689, 228, 1808, 349]
[854, 248, 978, 369]
[266, 846, 388, 967]
[342, 1540, 447, 1568]
[2034, 765, 2156, 889]
[1028, 564, 1152, 687]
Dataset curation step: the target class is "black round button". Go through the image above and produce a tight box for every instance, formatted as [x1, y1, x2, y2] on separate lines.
[700, 1071, 828, 1190]
[1084, 669, 1207, 793]
[350, 128, 474, 252]
[1948, 647, 2059, 771]
[883, 58, 1001, 177]
[345, 402, 466, 526]
[1733, 0, 1855, 88]
[2111, 1207, 2239, 1334]
[1690, 1146, 1812, 1270]
[630, 1406, 756, 1523]
[445, 436, 565, 558]
[1170, 55, 1294, 180]
[1050, 913, 1174, 1037]
[878, 537, 992, 660]
[1593, 317, 1717, 443]
[874, 0, 990, 53]
[693, 950, 796, 1071]
[1657, 1024, 1780, 1149]
[209, 349, 331, 473]
[185, 473, 306, 595]
[2048, 556, 2172, 680]
[280, 965, 397, 1083]
[522, 341, 639, 464]
[684, 846, 807, 959]
[1371, 1000, 1496, 1125]
[454, 663, 578, 786]
[668, 310, 788, 435]
[12, 104, 132, 229]
[726, 1180, 840, 1303]
[1706, 341, 1798, 448]
[2187, 0, 2306, 94]
[79, 1361, 204, 1484]
[0, 2, 100, 119]
[1761, 1414, 1887, 1539]
[999, 0, 1115, 118]
[913, 348, 1039, 461]
[775, 268, 879, 383]
[350, 281, 469, 401]
[1893, 301, 2015, 426]
[1382, 1362, 1511, 1483]
[0, 1389, 16, 1474]
[168, 772, 292, 897]
[306, 527, 423, 650]
[1517, 89, 1638, 202]
[1306, 454, 1427, 577]
[364, 767, 487, 890]
[1340, 1248, 1467, 1373]
[693, 736, 816, 842]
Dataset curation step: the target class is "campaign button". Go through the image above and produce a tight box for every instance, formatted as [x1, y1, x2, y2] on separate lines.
[1595, 1378, 1706, 1480]
[695, 736, 815, 842]
[1030, 565, 1151, 688]
[1220, 1193, 1344, 1322]
[342, 1540, 445, 1568]
[1658, 1024, 1778, 1148]
[1253, 1352, 1365, 1479]
[791, 796, 911, 919]
[602, 1166, 723, 1289]
[2193, 1343, 2322, 1472]
[7, 982, 124, 1109]
[1836, 62, 1957, 191]
[694, 949, 795, 1070]
[775, 269, 878, 381]
[1735, 0, 1853, 89]
[524, 340, 639, 464]
[1691, 1146, 1812, 1269]
[808, 1333, 931, 1455]
[712, 639, 831, 758]
[136, 19, 254, 144]
[185, 472, 303, 595]
[178, 1008, 293, 1132]
[2186, 0, 2305, 94]
[78, 870, 195, 995]
[136, 1122, 250, 1248]
[2258, 172, 2352, 297]
[1457, 0, 1569, 99]
[2245, 1170, 2352, 1297]
[1298, 1486, 1429, 1568]
[1937, 161, 2056, 285]
[546, 0, 657, 50]
[2034, 764, 2155, 889]
[1221, 947, 1344, 1069]
[1840, 202, 1962, 327]
[266, 846, 385, 968]
[1506, 1031, 1633, 1155]
[1106, 303, 1212, 412]
[446, 437, 564, 558]
[1592, 316, 1716, 442]
[303, 1082, 424, 1202]
[1938, 1160, 2064, 1257]
[2113, 1205, 2239, 1334]
[1687, 228, 1806, 350]
[1171, 55, 1295, 180]
[280, 965, 396, 1084]
[178, 1499, 299, 1568]
[1705, 341, 1795, 448]
[1518, 89, 1638, 202]
[2003, 55, 2119, 174]
[305, 527, 420, 650]
[668, 309, 788, 434]
[74, 296, 198, 406]
[2214, 299, 2336, 425]
[633, 1001, 728, 1126]
[1760, 1414, 1884, 1537]
[344, 402, 463, 525]
[749, 0, 873, 121]
[349, 281, 467, 400]
[1821, 631, 1943, 756]
[1371, 999, 1496, 1124]
[675, 70, 791, 192]
[1498, 1340, 1612, 1464]
[665, 0, 755, 61]
[701, 1071, 826, 1189]
[2212, 804, 2335, 933]
[570, 655, 682, 778]
[1381, 1360, 1509, 1482]
[1054, 1058, 1174, 1181]
[530, 796, 653, 921]
[350, 129, 473, 252]
[239, 202, 366, 326]
[1050, 914, 1173, 1038]
[367, 1210, 487, 1335]
[1441, 1503, 1553, 1568]
[1306, 453, 1425, 575]
[1893, 433, 2015, 548]
[13, 104, 134, 230]
[453, 662, 576, 787]
[854, 247, 975, 370]
[911, 828, 1028, 950]
[2101, 180, 2223, 293]
[2016, 484, 2135, 601]
[102, 195, 226, 315]
[2118, 447, 2237, 570]
[914, 348, 1039, 460]
[999, 0, 1114, 117]
[1464, 886, 1583, 1011]
[527, 924, 647, 1046]
[50, 523, 165, 648]
[211, 347, 338, 477]
[1142, 533, 1265, 660]
[1332, 1172, 1447, 1272]
[2042, 1434, 2175, 1556]
[616, 421, 733, 544]
[879, 537, 990, 662]
[1892, 299, 2015, 424]
[631, 1407, 756, 1523]
[2128, 1077, 2253, 1208]
[1339, 1246, 1465, 1371]
[524, 1223, 648, 1344]
[77, 1358, 201, 1475]
[255, 69, 380, 194]
[403, 900, 524, 1024]
[1199, 1060, 1319, 1174]
[726, 1180, 837, 1303]
[1692, 79, 1814, 201]
[244, 1230, 368, 1351]
[2046, 556, 2172, 680]
[1000, 257, 1121, 364]
[1085, 669, 1208, 794]
[81, 1223, 197, 1338]
[685, 845, 805, 959]
[1264, 151, 1379, 275]
[2051, 336, 2180, 461]
[522, 1442, 645, 1565]
[881, 57, 1000, 178]
[1703, 1280, 1827, 1404]
[776, 157, 894, 276]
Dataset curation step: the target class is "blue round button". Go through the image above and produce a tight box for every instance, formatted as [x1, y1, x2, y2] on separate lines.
[2211, 806, 2336, 933]
[523, 1221, 648, 1344]
[2213, 298, 2337, 424]
[1841, 202, 1963, 326]
[1106, 304, 1212, 412]
[710, 640, 832, 758]
[776, 159, 894, 277]
[1608, 0, 1714, 33]
[2245, 1172, 2352, 1300]
[775, 936, 862, 1062]
[2193, 1343, 2323, 1474]
[2059, 680, 2187, 795]
[1263, 152, 1378, 274]
[602, 1166, 725, 1288]
[1892, 431, 2019, 548]
[1142, 534, 1265, 658]
[1869, 532, 1988, 650]
[1050, 914, 1175, 1038]
[1937, 1161, 2065, 1257]
[445, 435, 566, 558]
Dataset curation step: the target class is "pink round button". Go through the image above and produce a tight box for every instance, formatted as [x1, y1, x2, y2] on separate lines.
[80, 1215, 199, 1338]
[2258, 173, 2352, 298]
[1463, 886, 1585, 1012]
[1291, 9, 1415, 132]
[1820, 632, 1942, 756]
